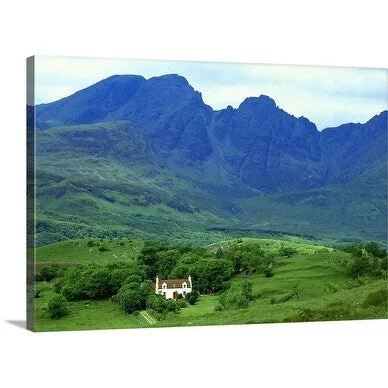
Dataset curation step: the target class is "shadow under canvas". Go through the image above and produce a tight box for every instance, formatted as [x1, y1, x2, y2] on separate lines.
[5, 320, 27, 330]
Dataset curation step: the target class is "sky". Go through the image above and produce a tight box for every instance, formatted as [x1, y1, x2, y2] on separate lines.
[34, 56, 387, 130]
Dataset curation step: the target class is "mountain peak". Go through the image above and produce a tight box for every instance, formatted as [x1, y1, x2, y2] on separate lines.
[239, 95, 277, 110]
[148, 73, 190, 86]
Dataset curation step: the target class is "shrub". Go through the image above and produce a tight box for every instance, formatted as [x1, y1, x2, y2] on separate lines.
[47, 295, 69, 319]
[147, 294, 168, 314]
[362, 289, 388, 308]
[146, 294, 181, 317]
[347, 254, 382, 279]
[364, 242, 387, 258]
[166, 299, 180, 312]
[278, 246, 297, 258]
[86, 240, 95, 247]
[185, 290, 199, 305]
[56, 264, 144, 301]
[98, 245, 109, 252]
[218, 282, 253, 310]
[264, 266, 274, 278]
[341, 242, 363, 257]
[35, 265, 59, 282]
[176, 298, 187, 309]
[117, 280, 151, 314]
[284, 301, 351, 322]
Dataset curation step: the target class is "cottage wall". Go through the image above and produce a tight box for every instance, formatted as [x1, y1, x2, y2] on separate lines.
[157, 286, 192, 299]
[156, 280, 192, 299]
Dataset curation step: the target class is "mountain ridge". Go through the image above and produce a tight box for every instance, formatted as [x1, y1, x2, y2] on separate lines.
[33, 74, 387, 244]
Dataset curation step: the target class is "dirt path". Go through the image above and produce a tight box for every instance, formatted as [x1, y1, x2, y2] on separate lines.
[140, 311, 156, 325]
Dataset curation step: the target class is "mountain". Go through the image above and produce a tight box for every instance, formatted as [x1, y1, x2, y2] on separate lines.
[33, 74, 387, 245]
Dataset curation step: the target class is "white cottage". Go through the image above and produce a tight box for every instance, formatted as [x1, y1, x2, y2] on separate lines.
[155, 276, 192, 299]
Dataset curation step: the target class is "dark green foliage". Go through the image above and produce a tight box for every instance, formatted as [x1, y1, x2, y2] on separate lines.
[47, 294, 69, 319]
[364, 242, 387, 258]
[155, 250, 180, 279]
[56, 263, 144, 301]
[362, 289, 388, 308]
[341, 242, 364, 257]
[116, 279, 151, 314]
[278, 246, 297, 258]
[342, 241, 387, 259]
[185, 290, 199, 305]
[192, 258, 233, 294]
[341, 241, 387, 279]
[138, 241, 170, 279]
[284, 301, 352, 322]
[146, 294, 168, 314]
[176, 298, 187, 309]
[218, 282, 253, 310]
[225, 244, 265, 275]
[166, 198, 193, 213]
[346, 254, 382, 279]
[35, 265, 60, 282]
[263, 255, 276, 278]
[264, 266, 274, 278]
[98, 245, 109, 252]
[146, 294, 180, 318]
[286, 300, 352, 322]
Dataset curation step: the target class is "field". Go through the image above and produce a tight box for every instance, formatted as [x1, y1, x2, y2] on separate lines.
[33, 237, 387, 332]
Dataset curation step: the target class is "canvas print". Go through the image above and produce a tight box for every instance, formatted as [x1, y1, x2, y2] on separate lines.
[27, 56, 387, 332]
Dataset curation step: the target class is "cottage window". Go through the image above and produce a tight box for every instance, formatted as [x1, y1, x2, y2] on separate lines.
[183, 284, 187, 288]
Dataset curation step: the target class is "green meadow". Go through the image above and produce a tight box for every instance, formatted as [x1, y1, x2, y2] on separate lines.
[34, 237, 387, 332]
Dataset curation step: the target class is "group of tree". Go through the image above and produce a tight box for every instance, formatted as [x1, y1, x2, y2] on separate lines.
[216, 281, 254, 310]
[341, 241, 387, 278]
[38, 238, 295, 320]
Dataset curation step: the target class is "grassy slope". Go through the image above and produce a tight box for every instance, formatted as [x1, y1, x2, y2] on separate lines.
[35, 121, 387, 246]
[35, 238, 144, 266]
[35, 122, 236, 246]
[238, 179, 387, 243]
[34, 237, 387, 331]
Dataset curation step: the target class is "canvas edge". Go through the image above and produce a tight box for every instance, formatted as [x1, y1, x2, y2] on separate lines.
[26, 56, 36, 332]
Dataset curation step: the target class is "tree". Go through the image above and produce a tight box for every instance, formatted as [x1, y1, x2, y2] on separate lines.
[347, 253, 382, 279]
[193, 258, 233, 294]
[137, 241, 169, 279]
[116, 279, 151, 314]
[278, 246, 297, 258]
[35, 265, 60, 282]
[341, 243, 363, 257]
[47, 294, 68, 319]
[364, 241, 387, 259]
[218, 282, 253, 310]
[185, 290, 199, 305]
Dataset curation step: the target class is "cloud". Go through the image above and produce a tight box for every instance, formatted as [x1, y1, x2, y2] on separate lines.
[34, 56, 387, 130]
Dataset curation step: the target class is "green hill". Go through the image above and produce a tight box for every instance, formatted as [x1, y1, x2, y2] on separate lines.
[34, 237, 387, 331]
[34, 121, 387, 246]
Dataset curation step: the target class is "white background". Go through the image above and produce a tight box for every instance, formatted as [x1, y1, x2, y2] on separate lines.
[0, 1, 387, 387]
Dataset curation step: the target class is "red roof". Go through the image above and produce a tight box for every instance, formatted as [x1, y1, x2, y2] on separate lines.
[157, 278, 191, 289]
